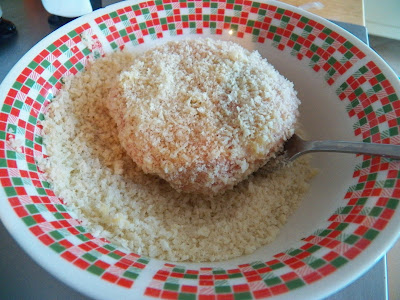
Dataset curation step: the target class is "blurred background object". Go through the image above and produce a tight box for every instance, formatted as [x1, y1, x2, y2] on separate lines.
[42, 0, 93, 18]
[41, 0, 103, 27]
[0, 4, 17, 39]
[41, 0, 93, 18]
[365, 0, 400, 40]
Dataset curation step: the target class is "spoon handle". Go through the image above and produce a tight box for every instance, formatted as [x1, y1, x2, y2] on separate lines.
[305, 140, 400, 159]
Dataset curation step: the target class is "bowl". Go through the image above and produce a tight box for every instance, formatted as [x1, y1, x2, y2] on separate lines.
[1, 0, 400, 299]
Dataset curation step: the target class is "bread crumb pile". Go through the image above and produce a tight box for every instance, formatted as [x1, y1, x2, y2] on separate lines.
[39, 41, 317, 262]
[107, 39, 300, 194]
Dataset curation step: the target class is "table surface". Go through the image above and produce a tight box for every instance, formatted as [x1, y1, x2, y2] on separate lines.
[283, 0, 365, 26]
[0, 0, 387, 299]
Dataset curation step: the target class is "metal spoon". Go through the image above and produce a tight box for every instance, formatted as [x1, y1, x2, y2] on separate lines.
[284, 134, 400, 162]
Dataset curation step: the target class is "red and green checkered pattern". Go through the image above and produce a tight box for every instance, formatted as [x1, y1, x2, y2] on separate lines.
[94, 0, 365, 86]
[337, 60, 400, 143]
[144, 263, 308, 299]
[1, 0, 399, 298]
[0, 22, 148, 289]
[27, 213, 149, 288]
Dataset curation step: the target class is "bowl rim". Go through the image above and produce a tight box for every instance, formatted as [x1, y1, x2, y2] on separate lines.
[0, 0, 400, 299]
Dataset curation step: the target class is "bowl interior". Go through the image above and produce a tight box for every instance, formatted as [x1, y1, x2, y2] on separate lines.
[1, 0, 400, 299]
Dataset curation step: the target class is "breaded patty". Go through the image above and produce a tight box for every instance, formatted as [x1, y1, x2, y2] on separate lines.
[106, 38, 300, 194]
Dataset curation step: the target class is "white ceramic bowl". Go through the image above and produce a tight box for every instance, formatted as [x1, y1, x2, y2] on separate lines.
[1, 1, 400, 299]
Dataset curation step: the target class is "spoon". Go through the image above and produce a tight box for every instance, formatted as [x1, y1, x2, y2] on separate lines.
[284, 134, 400, 162]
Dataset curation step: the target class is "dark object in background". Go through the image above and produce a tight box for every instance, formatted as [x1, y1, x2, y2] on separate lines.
[90, 0, 102, 10]
[47, 15, 76, 28]
[0, 17, 17, 39]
